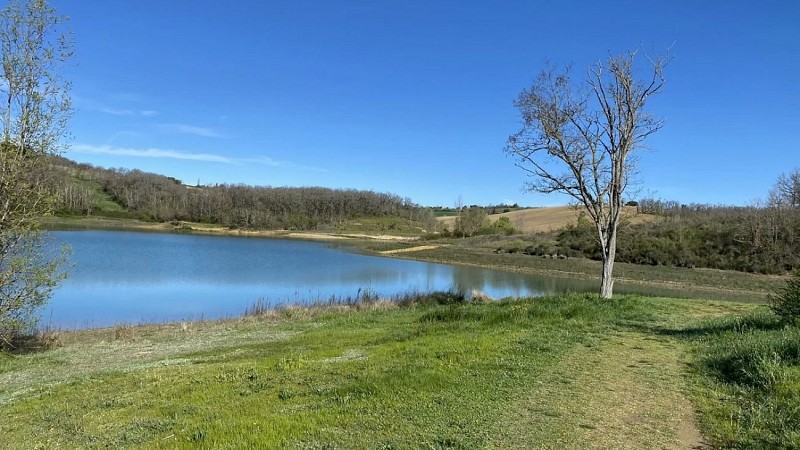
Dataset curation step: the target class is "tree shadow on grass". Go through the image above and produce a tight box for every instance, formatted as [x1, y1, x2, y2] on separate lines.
[635, 309, 800, 386]
[2, 329, 63, 355]
[633, 309, 784, 341]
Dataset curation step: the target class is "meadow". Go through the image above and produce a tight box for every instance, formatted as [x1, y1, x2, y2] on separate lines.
[2, 293, 795, 448]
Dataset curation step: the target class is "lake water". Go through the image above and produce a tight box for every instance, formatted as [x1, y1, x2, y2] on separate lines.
[43, 230, 720, 329]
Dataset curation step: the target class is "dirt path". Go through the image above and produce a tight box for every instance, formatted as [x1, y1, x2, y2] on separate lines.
[491, 331, 705, 449]
[379, 244, 442, 254]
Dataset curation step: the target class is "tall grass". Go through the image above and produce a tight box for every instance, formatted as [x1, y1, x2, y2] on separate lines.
[242, 289, 470, 319]
[240, 290, 655, 332]
[688, 309, 800, 447]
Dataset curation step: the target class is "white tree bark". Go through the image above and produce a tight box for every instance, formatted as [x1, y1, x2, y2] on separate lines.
[506, 49, 668, 298]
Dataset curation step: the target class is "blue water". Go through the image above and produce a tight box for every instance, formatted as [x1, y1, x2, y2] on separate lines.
[45, 230, 595, 329]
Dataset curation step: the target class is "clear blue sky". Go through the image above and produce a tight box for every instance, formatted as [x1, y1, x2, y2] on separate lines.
[56, 0, 799, 207]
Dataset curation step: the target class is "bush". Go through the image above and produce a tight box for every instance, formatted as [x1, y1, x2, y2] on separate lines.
[770, 271, 800, 324]
[405, 290, 467, 307]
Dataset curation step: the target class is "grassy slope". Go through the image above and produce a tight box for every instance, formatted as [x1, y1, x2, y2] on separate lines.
[360, 240, 783, 301]
[0, 295, 760, 449]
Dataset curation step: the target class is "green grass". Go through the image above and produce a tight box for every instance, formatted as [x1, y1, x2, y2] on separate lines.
[360, 240, 783, 302]
[0, 294, 770, 449]
[68, 176, 128, 215]
[681, 309, 800, 448]
[335, 216, 427, 237]
[42, 215, 161, 231]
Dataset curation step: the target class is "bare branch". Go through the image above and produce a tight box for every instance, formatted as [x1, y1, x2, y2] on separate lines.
[505, 47, 669, 298]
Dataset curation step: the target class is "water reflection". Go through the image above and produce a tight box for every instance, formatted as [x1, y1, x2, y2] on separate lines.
[43, 230, 748, 329]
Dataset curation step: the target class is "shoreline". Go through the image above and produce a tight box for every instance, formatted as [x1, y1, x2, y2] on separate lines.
[42, 216, 419, 242]
[42, 215, 779, 302]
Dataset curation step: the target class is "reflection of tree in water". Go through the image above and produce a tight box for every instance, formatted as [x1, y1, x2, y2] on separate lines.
[449, 266, 598, 298]
[449, 264, 756, 302]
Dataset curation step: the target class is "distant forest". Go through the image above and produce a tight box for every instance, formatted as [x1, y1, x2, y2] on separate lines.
[556, 199, 800, 275]
[47, 156, 437, 231]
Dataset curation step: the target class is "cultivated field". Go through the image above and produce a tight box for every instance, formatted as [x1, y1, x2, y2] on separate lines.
[437, 205, 650, 234]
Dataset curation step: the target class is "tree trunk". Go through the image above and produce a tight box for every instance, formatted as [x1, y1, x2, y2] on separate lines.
[600, 226, 617, 299]
[600, 256, 614, 299]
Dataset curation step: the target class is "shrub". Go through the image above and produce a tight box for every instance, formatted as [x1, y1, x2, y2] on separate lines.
[396, 290, 466, 307]
[770, 270, 800, 324]
[114, 324, 136, 342]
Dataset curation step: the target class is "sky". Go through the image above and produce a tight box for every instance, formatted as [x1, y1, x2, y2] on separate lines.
[54, 0, 799, 207]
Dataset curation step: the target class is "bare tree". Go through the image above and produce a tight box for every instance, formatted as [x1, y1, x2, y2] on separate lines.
[506, 49, 668, 298]
[0, 0, 72, 343]
[770, 169, 800, 208]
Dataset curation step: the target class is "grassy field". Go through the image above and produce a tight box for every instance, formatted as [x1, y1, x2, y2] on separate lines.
[4, 293, 796, 449]
[437, 206, 651, 235]
[335, 217, 427, 237]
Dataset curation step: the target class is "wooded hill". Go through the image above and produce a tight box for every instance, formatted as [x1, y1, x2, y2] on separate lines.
[47, 156, 437, 231]
[553, 200, 800, 275]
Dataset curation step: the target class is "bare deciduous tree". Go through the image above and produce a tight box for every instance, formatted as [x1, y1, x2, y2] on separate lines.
[0, 0, 71, 343]
[770, 169, 800, 208]
[506, 49, 668, 298]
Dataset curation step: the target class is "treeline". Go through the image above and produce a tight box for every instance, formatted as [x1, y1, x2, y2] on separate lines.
[47, 156, 437, 231]
[557, 200, 799, 274]
[433, 203, 523, 217]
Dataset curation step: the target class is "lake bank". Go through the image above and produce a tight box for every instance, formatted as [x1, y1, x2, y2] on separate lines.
[364, 243, 781, 303]
[43, 215, 783, 302]
[42, 215, 418, 241]
[0, 294, 760, 448]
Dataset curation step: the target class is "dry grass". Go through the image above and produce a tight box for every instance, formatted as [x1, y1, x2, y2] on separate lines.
[378, 244, 442, 254]
[438, 205, 653, 234]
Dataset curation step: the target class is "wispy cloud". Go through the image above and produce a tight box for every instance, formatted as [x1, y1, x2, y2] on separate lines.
[74, 95, 157, 117]
[109, 92, 146, 103]
[243, 156, 328, 172]
[158, 123, 222, 138]
[245, 156, 281, 167]
[70, 144, 329, 172]
[70, 144, 232, 163]
[99, 107, 134, 116]
[107, 130, 143, 143]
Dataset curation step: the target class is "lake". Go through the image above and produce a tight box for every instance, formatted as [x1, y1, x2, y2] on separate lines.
[43, 230, 712, 329]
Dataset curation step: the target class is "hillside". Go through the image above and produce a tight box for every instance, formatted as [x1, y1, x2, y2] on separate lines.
[437, 205, 650, 234]
[46, 156, 437, 232]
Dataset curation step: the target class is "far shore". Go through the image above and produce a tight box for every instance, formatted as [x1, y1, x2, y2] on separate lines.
[42, 215, 418, 242]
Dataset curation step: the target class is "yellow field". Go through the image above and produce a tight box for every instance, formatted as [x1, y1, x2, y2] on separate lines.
[437, 205, 650, 234]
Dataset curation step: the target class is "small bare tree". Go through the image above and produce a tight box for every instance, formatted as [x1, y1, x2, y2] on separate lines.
[506, 49, 668, 298]
[770, 169, 800, 208]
